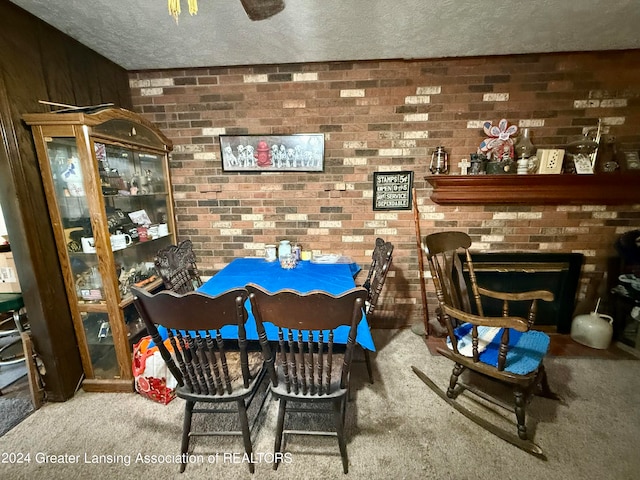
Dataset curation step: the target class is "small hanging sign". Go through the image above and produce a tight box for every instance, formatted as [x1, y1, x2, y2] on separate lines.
[372, 171, 414, 211]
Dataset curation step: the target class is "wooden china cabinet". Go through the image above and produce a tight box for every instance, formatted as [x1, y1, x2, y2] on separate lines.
[23, 108, 176, 392]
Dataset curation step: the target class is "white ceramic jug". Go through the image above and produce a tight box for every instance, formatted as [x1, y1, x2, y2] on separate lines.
[570, 311, 614, 350]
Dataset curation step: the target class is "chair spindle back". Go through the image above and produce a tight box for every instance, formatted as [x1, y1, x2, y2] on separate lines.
[246, 284, 367, 395]
[154, 239, 203, 294]
[131, 286, 256, 396]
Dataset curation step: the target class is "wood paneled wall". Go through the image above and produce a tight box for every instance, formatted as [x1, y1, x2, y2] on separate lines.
[0, 3, 132, 401]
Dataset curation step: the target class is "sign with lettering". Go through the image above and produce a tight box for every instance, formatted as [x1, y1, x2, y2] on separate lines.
[372, 171, 413, 210]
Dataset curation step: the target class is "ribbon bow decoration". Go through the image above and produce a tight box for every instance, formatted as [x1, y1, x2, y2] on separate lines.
[479, 119, 518, 160]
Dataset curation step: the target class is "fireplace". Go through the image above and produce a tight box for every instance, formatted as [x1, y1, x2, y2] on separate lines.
[460, 252, 584, 333]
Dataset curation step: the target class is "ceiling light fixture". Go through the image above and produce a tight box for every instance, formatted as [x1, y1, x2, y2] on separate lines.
[168, 0, 285, 23]
[168, 0, 198, 23]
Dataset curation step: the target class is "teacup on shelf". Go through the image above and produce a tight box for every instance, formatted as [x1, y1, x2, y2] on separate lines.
[110, 233, 132, 251]
[265, 244, 277, 262]
[158, 223, 169, 237]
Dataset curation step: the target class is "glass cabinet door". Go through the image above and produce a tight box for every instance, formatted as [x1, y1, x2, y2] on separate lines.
[95, 141, 172, 294]
[46, 138, 95, 289]
[44, 137, 119, 378]
[94, 141, 174, 339]
[80, 311, 118, 378]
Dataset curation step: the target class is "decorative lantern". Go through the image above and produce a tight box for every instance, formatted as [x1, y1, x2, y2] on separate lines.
[429, 146, 449, 174]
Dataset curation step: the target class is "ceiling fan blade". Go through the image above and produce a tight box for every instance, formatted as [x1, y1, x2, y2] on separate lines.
[240, 0, 285, 21]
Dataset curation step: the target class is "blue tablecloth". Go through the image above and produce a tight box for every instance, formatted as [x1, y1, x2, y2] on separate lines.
[197, 258, 375, 351]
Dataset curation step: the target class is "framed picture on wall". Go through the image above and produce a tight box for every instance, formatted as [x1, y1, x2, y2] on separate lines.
[372, 171, 414, 211]
[220, 134, 325, 172]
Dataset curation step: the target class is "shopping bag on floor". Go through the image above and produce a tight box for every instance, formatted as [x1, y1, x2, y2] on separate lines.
[132, 335, 178, 404]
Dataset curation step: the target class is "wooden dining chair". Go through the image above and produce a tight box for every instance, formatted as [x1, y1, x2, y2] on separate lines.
[246, 283, 368, 474]
[359, 237, 394, 383]
[411, 231, 560, 457]
[130, 286, 266, 474]
[154, 239, 203, 294]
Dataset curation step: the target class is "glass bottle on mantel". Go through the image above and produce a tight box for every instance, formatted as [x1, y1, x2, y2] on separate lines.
[515, 128, 535, 174]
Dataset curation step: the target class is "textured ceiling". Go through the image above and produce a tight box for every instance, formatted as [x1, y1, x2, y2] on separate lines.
[9, 0, 640, 71]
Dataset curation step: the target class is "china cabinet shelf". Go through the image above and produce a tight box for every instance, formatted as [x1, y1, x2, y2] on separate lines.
[118, 278, 164, 309]
[103, 192, 169, 198]
[425, 173, 640, 205]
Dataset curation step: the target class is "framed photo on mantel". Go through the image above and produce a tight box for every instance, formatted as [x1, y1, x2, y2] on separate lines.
[372, 171, 414, 211]
[220, 134, 324, 172]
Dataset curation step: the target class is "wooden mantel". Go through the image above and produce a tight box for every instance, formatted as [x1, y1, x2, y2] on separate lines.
[425, 174, 640, 205]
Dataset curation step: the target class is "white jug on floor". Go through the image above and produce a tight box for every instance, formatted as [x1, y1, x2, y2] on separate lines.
[570, 311, 614, 350]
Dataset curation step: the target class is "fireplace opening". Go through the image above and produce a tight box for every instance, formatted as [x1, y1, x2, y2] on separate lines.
[460, 252, 584, 333]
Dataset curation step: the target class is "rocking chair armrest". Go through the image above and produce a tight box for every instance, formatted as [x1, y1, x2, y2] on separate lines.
[477, 287, 554, 303]
[442, 304, 530, 332]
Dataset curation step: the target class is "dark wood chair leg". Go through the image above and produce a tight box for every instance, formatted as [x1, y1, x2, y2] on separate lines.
[341, 392, 348, 425]
[514, 389, 528, 440]
[273, 398, 287, 470]
[363, 348, 374, 384]
[447, 363, 464, 398]
[333, 398, 349, 474]
[237, 399, 255, 474]
[180, 400, 195, 473]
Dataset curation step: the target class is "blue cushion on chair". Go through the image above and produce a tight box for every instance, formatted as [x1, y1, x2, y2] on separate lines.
[448, 323, 550, 375]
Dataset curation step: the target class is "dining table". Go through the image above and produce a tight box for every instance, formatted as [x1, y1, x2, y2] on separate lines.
[196, 257, 375, 351]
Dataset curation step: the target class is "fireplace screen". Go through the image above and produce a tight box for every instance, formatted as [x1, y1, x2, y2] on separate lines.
[461, 253, 584, 333]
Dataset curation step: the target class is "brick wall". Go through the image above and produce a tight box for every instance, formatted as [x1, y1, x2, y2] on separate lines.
[129, 50, 640, 330]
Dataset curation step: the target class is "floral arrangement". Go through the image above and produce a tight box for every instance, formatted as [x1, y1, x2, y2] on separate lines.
[479, 119, 518, 161]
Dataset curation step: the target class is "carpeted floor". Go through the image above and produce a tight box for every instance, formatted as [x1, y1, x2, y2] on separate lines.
[1, 328, 639, 479]
[0, 395, 32, 437]
[0, 364, 33, 437]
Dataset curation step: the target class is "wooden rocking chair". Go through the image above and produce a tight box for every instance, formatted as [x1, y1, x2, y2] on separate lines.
[412, 231, 560, 457]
